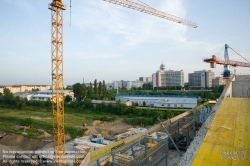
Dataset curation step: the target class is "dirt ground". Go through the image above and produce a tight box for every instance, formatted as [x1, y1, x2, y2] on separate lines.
[84, 119, 134, 136]
[0, 119, 134, 162]
[0, 133, 50, 150]
[0, 132, 52, 163]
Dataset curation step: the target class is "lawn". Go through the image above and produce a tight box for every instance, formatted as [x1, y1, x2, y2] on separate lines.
[0, 107, 119, 139]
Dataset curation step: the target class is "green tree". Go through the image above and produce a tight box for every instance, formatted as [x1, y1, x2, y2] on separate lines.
[143, 101, 146, 107]
[0, 92, 2, 95]
[87, 82, 93, 98]
[3, 88, 15, 105]
[66, 85, 73, 90]
[73, 83, 86, 101]
[107, 103, 113, 112]
[14, 96, 25, 109]
[98, 81, 102, 96]
[94, 79, 98, 94]
[83, 98, 93, 109]
[102, 80, 106, 97]
[65, 95, 72, 102]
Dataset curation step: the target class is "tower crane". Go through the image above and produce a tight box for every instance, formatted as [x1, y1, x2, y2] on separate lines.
[47, 0, 197, 165]
[102, 0, 198, 28]
[48, 0, 65, 165]
[203, 44, 250, 78]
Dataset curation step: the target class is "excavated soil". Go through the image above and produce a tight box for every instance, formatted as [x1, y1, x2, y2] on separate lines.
[0, 133, 50, 150]
[84, 119, 134, 136]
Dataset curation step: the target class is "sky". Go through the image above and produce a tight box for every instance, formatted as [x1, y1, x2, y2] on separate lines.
[0, 0, 250, 86]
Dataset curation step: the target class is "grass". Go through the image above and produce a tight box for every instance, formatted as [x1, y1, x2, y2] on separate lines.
[0, 106, 187, 140]
[0, 107, 122, 140]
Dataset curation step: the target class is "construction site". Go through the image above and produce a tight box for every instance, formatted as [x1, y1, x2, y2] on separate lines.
[1, 74, 250, 166]
[1, 0, 250, 166]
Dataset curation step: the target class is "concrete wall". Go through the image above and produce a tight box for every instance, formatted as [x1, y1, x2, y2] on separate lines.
[235, 75, 250, 81]
[223, 76, 235, 98]
[232, 81, 250, 98]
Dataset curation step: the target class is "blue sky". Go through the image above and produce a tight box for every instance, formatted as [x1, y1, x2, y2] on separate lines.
[0, 0, 250, 85]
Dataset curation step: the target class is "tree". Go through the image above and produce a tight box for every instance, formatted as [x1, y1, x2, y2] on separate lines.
[98, 81, 102, 96]
[87, 82, 93, 98]
[143, 101, 146, 107]
[107, 103, 113, 112]
[65, 95, 72, 102]
[66, 85, 73, 90]
[14, 96, 25, 109]
[3, 88, 15, 105]
[73, 83, 86, 101]
[94, 79, 98, 94]
[83, 98, 93, 109]
[0, 92, 2, 95]
[102, 80, 106, 96]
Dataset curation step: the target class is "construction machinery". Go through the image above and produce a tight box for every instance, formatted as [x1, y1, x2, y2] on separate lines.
[203, 44, 250, 78]
[48, 0, 66, 165]
[102, 0, 197, 28]
[47, 0, 197, 165]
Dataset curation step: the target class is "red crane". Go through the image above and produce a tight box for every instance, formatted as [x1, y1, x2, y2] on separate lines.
[203, 44, 250, 77]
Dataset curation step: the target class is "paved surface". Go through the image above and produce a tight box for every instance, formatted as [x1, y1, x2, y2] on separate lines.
[191, 98, 250, 166]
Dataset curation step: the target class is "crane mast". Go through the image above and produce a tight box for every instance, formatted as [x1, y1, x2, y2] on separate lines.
[102, 0, 197, 28]
[48, 0, 66, 165]
[223, 44, 230, 77]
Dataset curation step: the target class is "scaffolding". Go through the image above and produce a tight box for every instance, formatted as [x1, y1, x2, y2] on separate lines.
[104, 136, 169, 166]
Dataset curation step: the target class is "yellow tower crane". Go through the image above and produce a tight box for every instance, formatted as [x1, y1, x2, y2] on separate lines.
[48, 0, 65, 165]
[47, 0, 197, 165]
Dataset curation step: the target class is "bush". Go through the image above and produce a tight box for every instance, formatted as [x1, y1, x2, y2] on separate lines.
[124, 117, 155, 126]
[24, 117, 34, 126]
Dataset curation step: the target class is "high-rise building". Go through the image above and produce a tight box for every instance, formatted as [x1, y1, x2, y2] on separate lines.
[212, 77, 225, 87]
[188, 70, 215, 87]
[139, 77, 152, 83]
[112, 80, 143, 90]
[152, 63, 184, 88]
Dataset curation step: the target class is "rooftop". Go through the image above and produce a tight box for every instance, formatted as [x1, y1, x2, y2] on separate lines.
[116, 94, 196, 98]
[191, 98, 250, 165]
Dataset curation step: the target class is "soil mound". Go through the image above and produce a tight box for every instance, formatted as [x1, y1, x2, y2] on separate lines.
[0, 133, 49, 150]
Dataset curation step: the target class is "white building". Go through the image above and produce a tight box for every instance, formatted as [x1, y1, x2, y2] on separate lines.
[31, 90, 74, 101]
[14, 93, 34, 101]
[0, 85, 50, 94]
[13, 90, 74, 101]
[152, 63, 184, 88]
[188, 70, 215, 88]
[116, 94, 197, 108]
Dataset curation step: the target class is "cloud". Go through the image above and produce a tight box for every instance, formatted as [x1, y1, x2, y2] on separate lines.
[72, 0, 190, 46]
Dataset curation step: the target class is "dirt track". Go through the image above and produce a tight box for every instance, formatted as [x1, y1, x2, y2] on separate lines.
[84, 119, 134, 136]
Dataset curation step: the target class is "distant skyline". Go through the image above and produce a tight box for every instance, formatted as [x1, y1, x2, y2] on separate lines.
[1, 0, 250, 85]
